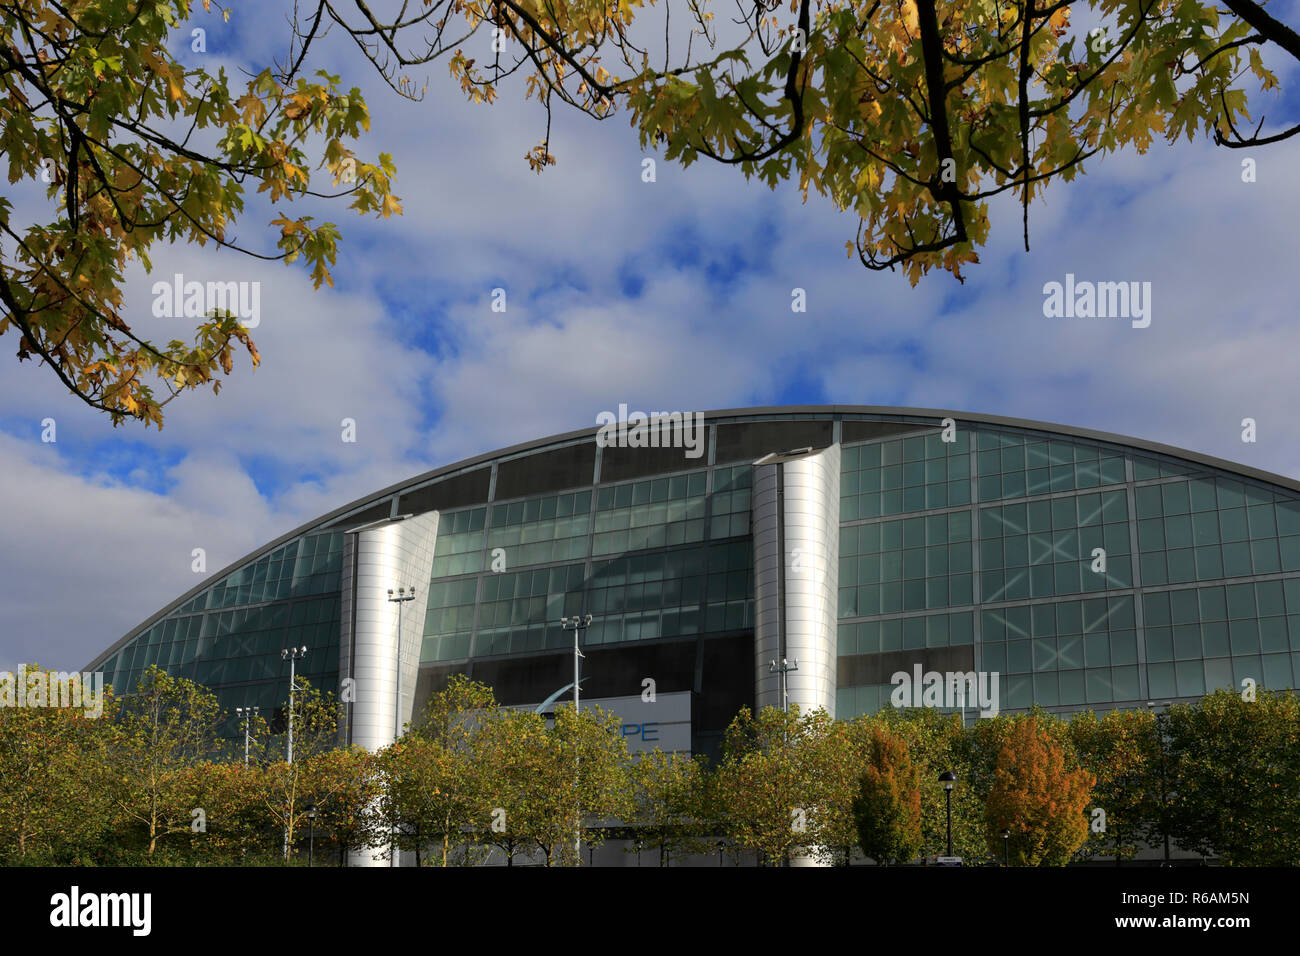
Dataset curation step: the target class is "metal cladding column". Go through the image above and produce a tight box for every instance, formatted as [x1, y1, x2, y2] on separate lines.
[339, 511, 439, 867]
[752, 444, 840, 718]
[340, 511, 440, 753]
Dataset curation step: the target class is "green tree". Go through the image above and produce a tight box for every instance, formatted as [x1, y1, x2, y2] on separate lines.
[257, 679, 345, 860]
[1067, 708, 1160, 863]
[100, 666, 223, 857]
[549, 704, 634, 866]
[471, 705, 555, 866]
[378, 735, 473, 866]
[711, 705, 841, 866]
[0, 668, 114, 864]
[1163, 689, 1300, 865]
[187, 759, 272, 863]
[10, 0, 1300, 428]
[299, 746, 384, 866]
[876, 706, 987, 862]
[626, 749, 712, 866]
[984, 715, 1094, 865]
[852, 721, 924, 865]
[292, 0, 1300, 283]
[402, 675, 500, 865]
[413, 673, 498, 742]
[0, 0, 399, 425]
[262, 678, 342, 763]
[467, 702, 634, 867]
[801, 716, 871, 865]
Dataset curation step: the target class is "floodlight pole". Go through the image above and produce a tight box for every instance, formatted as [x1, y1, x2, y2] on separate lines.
[561, 614, 593, 865]
[388, 586, 417, 869]
[236, 706, 259, 766]
[561, 614, 592, 714]
[387, 587, 417, 741]
[282, 647, 306, 764]
[769, 657, 799, 713]
[281, 645, 308, 860]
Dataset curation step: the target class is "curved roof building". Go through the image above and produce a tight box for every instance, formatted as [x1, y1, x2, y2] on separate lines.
[86, 406, 1300, 757]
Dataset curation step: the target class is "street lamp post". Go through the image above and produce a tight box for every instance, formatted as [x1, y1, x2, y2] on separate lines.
[939, 771, 958, 858]
[281, 645, 307, 861]
[281, 646, 308, 764]
[306, 804, 318, 867]
[560, 614, 593, 866]
[235, 705, 259, 766]
[387, 587, 417, 869]
[768, 657, 799, 713]
[1000, 827, 1011, 867]
[560, 615, 592, 714]
[387, 587, 417, 741]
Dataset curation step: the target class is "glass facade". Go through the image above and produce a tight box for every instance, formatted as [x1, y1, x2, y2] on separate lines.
[99, 533, 345, 733]
[419, 465, 750, 663]
[836, 425, 1300, 719]
[88, 410, 1300, 741]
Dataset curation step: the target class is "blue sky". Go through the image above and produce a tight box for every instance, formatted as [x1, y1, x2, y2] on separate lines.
[2, 1, 1300, 671]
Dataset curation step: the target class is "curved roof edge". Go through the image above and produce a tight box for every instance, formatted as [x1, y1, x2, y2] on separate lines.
[86, 404, 1300, 670]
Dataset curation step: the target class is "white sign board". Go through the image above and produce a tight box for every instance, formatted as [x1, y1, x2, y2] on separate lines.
[526, 691, 691, 756]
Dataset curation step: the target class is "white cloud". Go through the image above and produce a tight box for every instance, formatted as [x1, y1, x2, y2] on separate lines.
[4, 6, 1300, 671]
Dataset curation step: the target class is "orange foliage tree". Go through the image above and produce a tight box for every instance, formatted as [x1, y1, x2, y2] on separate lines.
[984, 715, 1094, 865]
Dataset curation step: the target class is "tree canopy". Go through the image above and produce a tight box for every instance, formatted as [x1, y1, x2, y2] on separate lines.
[2, 0, 1297, 424]
[299, 0, 1296, 286]
[0, 0, 398, 426]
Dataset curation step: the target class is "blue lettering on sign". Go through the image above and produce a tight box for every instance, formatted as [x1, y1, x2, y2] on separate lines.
[619, 721, 662, 742]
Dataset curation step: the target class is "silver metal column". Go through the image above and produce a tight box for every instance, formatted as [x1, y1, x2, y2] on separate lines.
[339, 511, 440, 867]
[752, 444, 841, 718]
[752, 443, 841, 867]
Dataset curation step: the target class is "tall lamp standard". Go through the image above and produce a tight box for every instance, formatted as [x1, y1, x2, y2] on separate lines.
[939, 771, 958, 857]
[387, 587, 416, 869]
[1000, 827, 1011, 867]
[235, 705, 259, 766]
[768, 657, 800, 713]
[560, 615, 592, 714]
[305, 804, 318, 867]
[281, 645, 308, 861]
[281, 646, 308, 764]
[1147, 700, 1172, 864]
[387, 587, 417, 741]
[560, 614, 593, 865]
